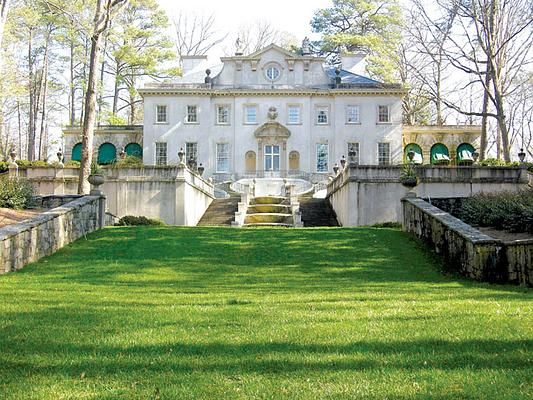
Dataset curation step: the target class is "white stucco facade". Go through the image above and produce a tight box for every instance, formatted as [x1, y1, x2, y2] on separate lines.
[138, 44, 405, 178]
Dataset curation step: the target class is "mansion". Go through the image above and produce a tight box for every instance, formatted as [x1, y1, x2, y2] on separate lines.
[64, 44, 481, 178]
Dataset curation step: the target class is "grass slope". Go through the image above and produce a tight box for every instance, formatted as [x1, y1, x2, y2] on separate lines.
[0, 227, 531, 399]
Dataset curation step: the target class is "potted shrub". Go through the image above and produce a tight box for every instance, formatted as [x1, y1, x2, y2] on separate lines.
[88, 162, 105, 187]
[400, 164, 418, 188]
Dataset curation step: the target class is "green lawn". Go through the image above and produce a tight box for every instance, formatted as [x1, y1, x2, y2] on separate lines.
[0, 227, 531, 399]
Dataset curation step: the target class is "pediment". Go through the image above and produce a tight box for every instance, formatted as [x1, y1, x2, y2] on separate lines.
[254, 121, 291, 139]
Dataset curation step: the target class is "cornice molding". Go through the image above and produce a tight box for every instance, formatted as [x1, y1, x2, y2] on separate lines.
[138, 88, 406, 97]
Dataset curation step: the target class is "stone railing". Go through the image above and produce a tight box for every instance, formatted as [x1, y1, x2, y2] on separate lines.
[327, 165, 530, 227]
[12, 165, 215, 226]
[402, 196, 532, 286]
[0, 196, 107, 273]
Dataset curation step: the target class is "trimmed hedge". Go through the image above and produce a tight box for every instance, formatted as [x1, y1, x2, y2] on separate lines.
[459, 189, 533, 234]
[0, 177, 35, 209]
[116, 215, 164, 226]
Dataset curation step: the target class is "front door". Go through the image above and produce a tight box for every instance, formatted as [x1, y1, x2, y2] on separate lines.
[264, 145, 280, 172]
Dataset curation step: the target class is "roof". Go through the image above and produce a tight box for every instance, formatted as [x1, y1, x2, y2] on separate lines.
[324, 67, 383, 86]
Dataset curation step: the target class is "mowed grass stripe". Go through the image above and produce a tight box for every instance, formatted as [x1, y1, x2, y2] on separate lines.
[0, 227, 531, 399]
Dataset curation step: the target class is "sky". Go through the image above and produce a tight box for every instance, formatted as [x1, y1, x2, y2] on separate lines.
[157, 0, 332, 57]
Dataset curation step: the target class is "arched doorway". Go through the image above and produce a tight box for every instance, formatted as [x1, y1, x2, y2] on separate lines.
[245, 150, 256, 172]
[430, 143, 450, 165]
[289, 151, 300, 171]
[125, 142, 143, 159]
[98, 143, 117, 165]
[71, 143, 82, 162]
[404, 143, 423, 164]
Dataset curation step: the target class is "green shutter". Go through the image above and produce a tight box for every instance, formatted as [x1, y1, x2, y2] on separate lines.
[71, 143, 82, 162]
[98, 143, 117, 165]
[430, 143, 450, 165]
[404, 143, 423, 164]
[125, 143, 143, 159]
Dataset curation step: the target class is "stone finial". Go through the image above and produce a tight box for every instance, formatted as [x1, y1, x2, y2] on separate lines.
[197, 163, 205, 176]
[204, 69, 212, 84]
[57, 148, 65, 168]
[267, 106, 278, 121]
[333, 163, 339, 175]
[518, 148, 526, 164]
[178, 147, 185, 166]
[340, 155, 347, 169]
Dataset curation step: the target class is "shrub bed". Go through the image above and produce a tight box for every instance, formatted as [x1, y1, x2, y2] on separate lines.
[0, 177, 35, 209]
[116, 215, 164, 226]
[458, 189, 533, 234]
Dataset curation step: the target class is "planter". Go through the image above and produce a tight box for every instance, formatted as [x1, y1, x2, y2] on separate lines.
[88, 174, 105, 187]
[400, 177, 418, 188]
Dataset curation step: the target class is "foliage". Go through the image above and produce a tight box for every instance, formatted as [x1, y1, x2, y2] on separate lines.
[399, 163, 418, 186]
[459, 190, 533, 233]
[105, 112, 127, 126]
[90, 162, 104, 175]
[0, 227, 531, 399]
[64, 160, 80, 168]
[311, 0, 403, 82]
[0, 161, 8, 173]
[112, 155, 143, 168]
[0, 176, 35, 209]
[116, 215, 164, 226]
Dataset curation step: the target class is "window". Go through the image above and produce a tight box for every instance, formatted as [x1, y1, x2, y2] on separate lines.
[155, 142, 167, 166]
[316, 143, 328, 172]
[348, 142, 360, 165]
[378, 105, 390, 123]
[378, 142, 390, 165]
[265, 65, 281, 81]
[244, 105, 257, 124]
[346, 105, 360, 124]
[186, 105, 198, 123]
[264, 145, 280, 171]
[216, 143, 229, 172]
[216, 105, 230, 124]
[288, 105, 301, 124]
[186, 142, 198, 167]
[316, 106, 329, 125]
[156, 105, 167, 123]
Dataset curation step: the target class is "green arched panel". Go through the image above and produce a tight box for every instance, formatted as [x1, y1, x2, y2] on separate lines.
[430, 143, 450, 165]
[457, 143, 476, 164]
[98, 143, 117, 165]
[71, 143, 82, 162]
[125, 143, 143, 159]
[404, 143, 423, 164]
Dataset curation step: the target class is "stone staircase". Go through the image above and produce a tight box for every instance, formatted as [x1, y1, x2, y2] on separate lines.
[243, 196, 294, 227]
[197, 193, 240, 226]
[299, 196, 339, 227]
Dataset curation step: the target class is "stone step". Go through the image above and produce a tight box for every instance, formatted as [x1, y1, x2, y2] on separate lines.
[197, 196, 240, 226]
[250, 196, 288, 205]
[299, 197, 339, 227]
[243, 223, 293, 228]
[247, 204, 291, 214]
[244, 213, 293, 224]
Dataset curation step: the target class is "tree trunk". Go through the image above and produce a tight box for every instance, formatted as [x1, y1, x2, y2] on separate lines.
[69, 41, 76, 126]
[112, 58, 120, 115]
[479, 69, 491, 161]
[17, 100, 21, 159]
[27, 28, 35, 161]
[38, 27, 51, 160]
[78, 0, 126, 194]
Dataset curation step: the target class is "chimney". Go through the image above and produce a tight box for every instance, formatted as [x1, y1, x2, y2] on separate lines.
[181, 55, 208, 75]
[340, 52, 367, 76]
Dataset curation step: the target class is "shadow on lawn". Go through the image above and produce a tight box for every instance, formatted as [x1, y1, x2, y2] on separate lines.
[0, 305, 530, 376]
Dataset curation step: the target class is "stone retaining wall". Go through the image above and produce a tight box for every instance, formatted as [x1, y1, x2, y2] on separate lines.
[0, 196, 106, 273]
[402, 196, 532, 286]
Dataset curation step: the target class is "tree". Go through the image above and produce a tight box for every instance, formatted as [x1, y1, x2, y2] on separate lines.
[78, 0, 128, 194]
[0, 0, 10, 64]
[232, 20, 297, 55]
[106, 0, 175, 124]
[437, 0, 533, 162]
[172, 12, 227, 61]
[311, 0, 403, 82]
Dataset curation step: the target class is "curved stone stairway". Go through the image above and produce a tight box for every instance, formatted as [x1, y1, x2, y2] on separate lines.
[243, 196, 294, 227]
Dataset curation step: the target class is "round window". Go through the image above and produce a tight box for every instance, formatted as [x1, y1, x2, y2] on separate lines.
[265, 65, 281, 81]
